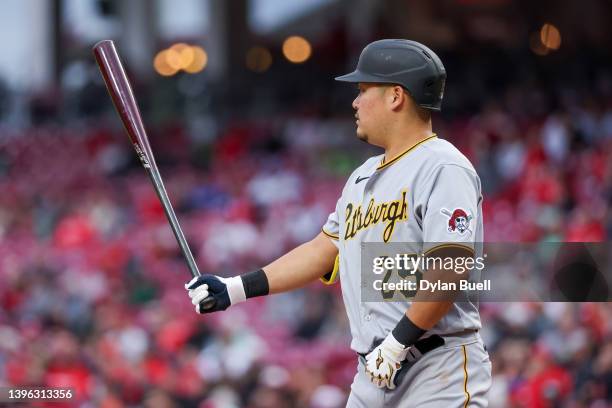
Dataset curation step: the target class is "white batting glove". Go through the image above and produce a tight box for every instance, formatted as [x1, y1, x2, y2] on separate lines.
[364, 333, 409, 389]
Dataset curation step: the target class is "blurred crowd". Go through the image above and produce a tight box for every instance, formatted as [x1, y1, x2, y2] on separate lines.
[1, 73, 612, 407]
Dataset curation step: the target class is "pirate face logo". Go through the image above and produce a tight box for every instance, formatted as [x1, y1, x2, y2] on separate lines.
[440, 208, 473, 235]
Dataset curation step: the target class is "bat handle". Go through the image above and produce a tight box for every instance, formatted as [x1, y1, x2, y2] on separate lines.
[201, 296, 217, 310]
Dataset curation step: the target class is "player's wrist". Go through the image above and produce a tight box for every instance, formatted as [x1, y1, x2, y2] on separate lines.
[239, 269, 269, 299]
[223, 276, 247, 305]
[382, 332, 408, 356]
[391, 315, 426, 347]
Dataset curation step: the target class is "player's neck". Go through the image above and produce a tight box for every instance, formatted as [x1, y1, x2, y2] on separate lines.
[383, 122, 434, 163]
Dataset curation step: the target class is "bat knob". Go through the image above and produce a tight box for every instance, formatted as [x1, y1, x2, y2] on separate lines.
[201, 296, 217, 310]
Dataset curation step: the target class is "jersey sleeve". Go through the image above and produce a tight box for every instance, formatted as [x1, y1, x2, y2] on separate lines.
[320, 197, 341, 285]
[321, 198, 341, 245]
[420, 165, 480, 254]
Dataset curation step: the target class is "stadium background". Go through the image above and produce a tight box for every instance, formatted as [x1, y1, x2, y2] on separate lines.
[0, 0, 611, 407]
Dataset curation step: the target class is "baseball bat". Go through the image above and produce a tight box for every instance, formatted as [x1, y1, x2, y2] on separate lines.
[93, 40, 215, 309]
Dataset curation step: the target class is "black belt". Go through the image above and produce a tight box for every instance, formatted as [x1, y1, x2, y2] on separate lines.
[358, 335, 445, 387]
[408, 334, 445, 357]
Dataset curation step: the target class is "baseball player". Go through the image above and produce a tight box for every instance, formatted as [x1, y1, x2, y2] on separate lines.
[186, 39, 491, 407]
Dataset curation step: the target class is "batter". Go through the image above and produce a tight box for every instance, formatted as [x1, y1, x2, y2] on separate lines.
[186, 39, 492, 407]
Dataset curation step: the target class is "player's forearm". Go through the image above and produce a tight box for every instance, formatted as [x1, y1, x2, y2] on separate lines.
[263, 232, 338, 294]
[185, 232, 337, 313]
[391, 281, 458, 345]
[396, 246, 472, 336]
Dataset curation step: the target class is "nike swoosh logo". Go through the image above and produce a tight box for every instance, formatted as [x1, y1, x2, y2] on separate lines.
[355, 176, 370, 184]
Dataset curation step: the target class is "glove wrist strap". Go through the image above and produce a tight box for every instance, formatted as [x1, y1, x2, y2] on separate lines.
[225, 276, 247, 305]
[240, 269, 269, 299]
[392, 315, 426, 347]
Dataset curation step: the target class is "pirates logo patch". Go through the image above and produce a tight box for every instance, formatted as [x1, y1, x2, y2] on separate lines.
[440, 208, 473, 235]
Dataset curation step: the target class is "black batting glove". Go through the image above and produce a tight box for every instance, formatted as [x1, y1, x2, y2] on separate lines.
[185, 275, 246, 314]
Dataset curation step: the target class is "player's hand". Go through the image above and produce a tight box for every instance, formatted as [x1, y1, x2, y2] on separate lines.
[364, 333, 408, 389]
[185, 275, 245, 314]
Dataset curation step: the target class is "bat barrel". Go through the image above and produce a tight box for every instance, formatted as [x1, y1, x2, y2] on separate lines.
[93, 40, 156, 168]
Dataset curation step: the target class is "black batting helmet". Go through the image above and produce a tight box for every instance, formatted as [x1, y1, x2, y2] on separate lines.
[335, 39, 446, 111]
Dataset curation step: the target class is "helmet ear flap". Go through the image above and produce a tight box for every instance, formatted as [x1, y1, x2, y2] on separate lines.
[423, 77, 438, 98]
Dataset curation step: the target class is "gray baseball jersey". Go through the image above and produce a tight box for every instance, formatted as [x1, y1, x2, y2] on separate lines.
[322, 135, 483, 354]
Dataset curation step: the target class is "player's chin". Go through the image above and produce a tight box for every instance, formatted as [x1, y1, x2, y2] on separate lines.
[356, 129, 368, 142]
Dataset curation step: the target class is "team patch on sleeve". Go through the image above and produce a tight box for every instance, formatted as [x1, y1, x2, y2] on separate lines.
[440, 208, 473, 235]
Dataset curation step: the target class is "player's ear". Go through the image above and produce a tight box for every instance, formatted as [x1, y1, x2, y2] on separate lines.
[388, 85, 405, 110]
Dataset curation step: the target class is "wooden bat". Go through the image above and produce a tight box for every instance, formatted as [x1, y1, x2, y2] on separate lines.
[93, 40, 213, 307]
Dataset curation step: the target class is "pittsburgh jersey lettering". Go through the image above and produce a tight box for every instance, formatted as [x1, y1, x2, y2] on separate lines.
[344, 190, 408, 242]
